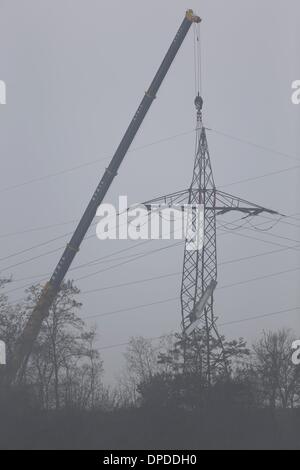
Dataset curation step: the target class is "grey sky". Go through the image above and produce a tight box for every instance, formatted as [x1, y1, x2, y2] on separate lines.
[0, 0, 299, 383]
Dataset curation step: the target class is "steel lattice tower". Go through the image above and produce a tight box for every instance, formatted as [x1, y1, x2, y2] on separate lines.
[180, 96, 219, 383]
[140, 96, 278, 385]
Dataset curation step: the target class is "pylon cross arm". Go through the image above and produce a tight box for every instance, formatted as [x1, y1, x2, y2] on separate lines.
[139, 188, 280, 219]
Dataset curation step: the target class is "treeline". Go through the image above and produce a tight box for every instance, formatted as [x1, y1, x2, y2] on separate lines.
[0, 278, 300, 449]
[119, 331, 300, 411]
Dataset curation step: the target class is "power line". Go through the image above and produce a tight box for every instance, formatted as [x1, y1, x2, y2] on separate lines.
[0, 204, 171, 273]
[0, 128, 299, 248]
[6, 237, 300, 298]
[0, 160, 107, 194]
[79, 255, 300, 297]
[0, 219, 77, 240]
[218, 224, 300, 251]
[5, 238, 154, 287]
[2, 127, 299, 198]
[218, 266, 300, 290]
[220, 164, 300, 189]
[1, 161, 299, 242]
[5, 240, 184, 297]
[3, 214, 181, 288]
[219, 306, 300, 327]
[2, 210, 296, 273]
[81, 271, 180, 296]
[83, 297, 178, 321]
[75, 241, 184, 282]
[1, 120, 299, 279]
[221, 221, 300, 246]
[208, 128, 300, 163]
[258, 212, 300, 231]
[5, 234, 299, 296]
[0, 193, 297, 294]
[4, 212, 300, 295]
[0, 247, 66, 274]
[0, 232, 76, 263]
[0, 129, 196, 194]
[96, 306, 300, 351]
[0, 204, 133, 265]
[80, 266, 300, 321]
[42, 216, 300, 284]
[0, 207, 140, 272]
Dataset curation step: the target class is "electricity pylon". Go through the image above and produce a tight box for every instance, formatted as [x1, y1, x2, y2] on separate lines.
[142, 95, 279, 385]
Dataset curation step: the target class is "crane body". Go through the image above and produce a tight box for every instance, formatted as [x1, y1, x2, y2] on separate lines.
[6, 10, 201, 383]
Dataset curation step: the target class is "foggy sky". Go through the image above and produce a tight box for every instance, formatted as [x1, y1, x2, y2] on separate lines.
[0, 0, 299, 383]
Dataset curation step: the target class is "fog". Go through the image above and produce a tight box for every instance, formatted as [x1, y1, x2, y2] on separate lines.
[0, 0, 299, 384]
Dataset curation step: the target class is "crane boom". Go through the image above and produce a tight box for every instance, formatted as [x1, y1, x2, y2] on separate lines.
[6, 10, 201, 383]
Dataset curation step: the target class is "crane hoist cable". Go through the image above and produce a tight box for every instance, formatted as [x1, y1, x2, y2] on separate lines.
[193, 22, 202, 96]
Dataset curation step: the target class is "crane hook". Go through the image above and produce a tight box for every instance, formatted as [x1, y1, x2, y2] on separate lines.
[194, 94, 203, 112]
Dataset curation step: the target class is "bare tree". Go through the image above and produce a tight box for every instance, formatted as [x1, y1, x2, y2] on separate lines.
[253, 329, 300, 409]
[125, 336, 160, 382]
[23, 281, 103, 410]
[117, 335, 173, 406]
[0, 278, 26, 367]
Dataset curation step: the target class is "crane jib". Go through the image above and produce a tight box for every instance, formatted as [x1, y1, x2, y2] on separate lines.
[6, 10, 201, 384]
[50, 12, 199, 289]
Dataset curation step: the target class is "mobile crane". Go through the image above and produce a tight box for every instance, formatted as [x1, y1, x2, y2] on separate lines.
[5, 10, 201, 384]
